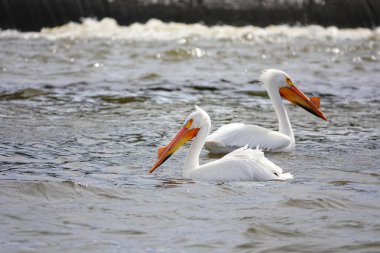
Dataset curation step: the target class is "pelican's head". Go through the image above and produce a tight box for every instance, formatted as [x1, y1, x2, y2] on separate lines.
[149, 106, 210, 174]
[260, 69, 327, 121]
[183, 105, 211, 130]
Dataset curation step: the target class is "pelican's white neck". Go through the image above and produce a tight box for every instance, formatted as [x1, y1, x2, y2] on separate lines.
[182, 121, 210, 178]
[266, 85, 295, 145]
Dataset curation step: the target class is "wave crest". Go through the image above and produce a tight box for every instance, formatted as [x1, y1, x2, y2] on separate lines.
[1, 18, 379, 41]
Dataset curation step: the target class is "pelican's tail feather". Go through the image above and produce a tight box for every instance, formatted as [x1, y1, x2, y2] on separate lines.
[278, 172, 294, 180]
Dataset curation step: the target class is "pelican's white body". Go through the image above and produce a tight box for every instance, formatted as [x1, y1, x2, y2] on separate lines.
[180, 106, 293, 181]
[205, 69, 295, 154]
[189, 146, 293, 181]
[205, 123, 293, 154]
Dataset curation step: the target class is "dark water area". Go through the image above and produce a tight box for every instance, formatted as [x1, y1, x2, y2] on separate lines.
[0, 20, 380, 252]
[1, 0, 380, 31]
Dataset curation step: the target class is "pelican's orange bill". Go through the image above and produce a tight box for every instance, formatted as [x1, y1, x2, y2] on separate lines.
[310, 97, 321, 109]
[279, 85, 327, 121]
[149, 125, 199, 174]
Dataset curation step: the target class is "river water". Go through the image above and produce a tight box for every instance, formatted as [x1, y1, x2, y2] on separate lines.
[0, 18, 380, 252]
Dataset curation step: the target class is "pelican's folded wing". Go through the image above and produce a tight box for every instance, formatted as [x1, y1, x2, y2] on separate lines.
[191, 146, 291, 181]
[205, 123, 291, 153]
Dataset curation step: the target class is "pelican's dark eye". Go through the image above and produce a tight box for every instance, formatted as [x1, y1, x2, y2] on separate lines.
[185, 119, 193, 128]
[286, 77, 294, 86]
[274, 172, 279, 176]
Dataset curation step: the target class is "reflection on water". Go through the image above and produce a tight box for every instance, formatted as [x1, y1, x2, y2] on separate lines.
[0, 19, 379, 252]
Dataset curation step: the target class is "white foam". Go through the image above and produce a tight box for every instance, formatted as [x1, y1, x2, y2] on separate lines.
[1, 18, 379, 41]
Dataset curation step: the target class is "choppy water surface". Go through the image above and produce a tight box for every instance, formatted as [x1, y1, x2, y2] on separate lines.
[1, 19, 380, 252]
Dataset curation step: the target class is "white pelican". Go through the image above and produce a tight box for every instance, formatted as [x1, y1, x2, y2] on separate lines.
[205, 69, 327, 154]
[149, 106, 293, 182]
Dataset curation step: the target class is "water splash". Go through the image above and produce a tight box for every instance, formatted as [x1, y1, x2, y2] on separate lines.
[1, 18, 379, 42]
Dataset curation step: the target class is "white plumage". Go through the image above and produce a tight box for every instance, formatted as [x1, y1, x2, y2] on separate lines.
[190, 146, 293, 181]
[205, 123, 292, 154]
[205, 69, 327, 154]
[149, 106, 293, 182]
